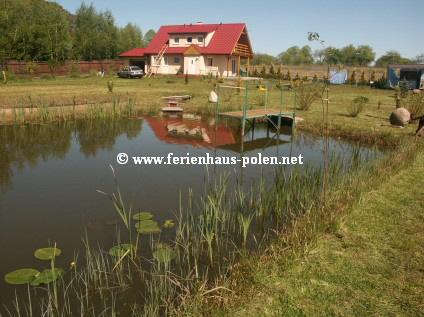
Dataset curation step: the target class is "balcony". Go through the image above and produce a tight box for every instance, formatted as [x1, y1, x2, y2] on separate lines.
[233, 43, 251, 57]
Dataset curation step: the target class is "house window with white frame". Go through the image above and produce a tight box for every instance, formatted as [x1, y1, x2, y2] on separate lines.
[174, 57, 180, 64]
[163, 57, 168, 66]
[198, 36, 204, 43]
[187, 37, 192, 43]
[207, 58, 213, 67]
[174, 37, 179, 44]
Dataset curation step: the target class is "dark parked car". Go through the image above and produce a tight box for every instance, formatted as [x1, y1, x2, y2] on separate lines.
[117, 66, 144, 78]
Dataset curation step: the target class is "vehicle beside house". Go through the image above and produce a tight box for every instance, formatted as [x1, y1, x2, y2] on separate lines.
[119, 22, 254, 77]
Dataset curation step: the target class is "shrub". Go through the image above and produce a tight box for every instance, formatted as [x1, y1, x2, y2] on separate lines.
[26, 63, 39, 75]
[107, 81, 113, 93]
[370, 70, 376, 82]
[313, 73, 318, 81]
[40, 74, 55, 80]
[347, 96, 369, 117]
[260, 65, 267, 78]
[165, 76, 176, 84]
[253, 66, 259, 77]
[277, 65, 283, 79]
[294, 72, 300, 81]
[176, 67, 183, 75]
[349, 70, 357, 85]
[296, 82, 322, 111]
[405, 92, 424, 118]
[359, 70, 367, 85]
[285, 69, 291, 81]
[269, 64, 276, 78]
[69, 73, 80, 79]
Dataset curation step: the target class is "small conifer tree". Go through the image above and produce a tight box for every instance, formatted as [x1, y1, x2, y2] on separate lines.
[277, 64, 283, 79]
[260, 64, 267, 78]
[269, 64, 276, 78]
[286, 69, 291, 81]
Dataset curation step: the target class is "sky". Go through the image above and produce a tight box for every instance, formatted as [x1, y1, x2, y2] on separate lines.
[55, 0, 424, 59]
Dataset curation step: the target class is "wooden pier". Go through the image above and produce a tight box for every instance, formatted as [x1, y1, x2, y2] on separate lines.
[216, 83, 297, 135]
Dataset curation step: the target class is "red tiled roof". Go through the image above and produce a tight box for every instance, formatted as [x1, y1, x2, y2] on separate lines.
[119, 48, 146, 57]
[144, 23, 247, 55]
[168, 24, 219, 34]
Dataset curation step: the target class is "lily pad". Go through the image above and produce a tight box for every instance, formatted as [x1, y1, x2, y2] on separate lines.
[30, 268, 65, 286]
[163, 219, 174, 228]
[135, 220, 160, 234]
[4, 269, 40, 285]
[34, 247, 61, 260]
[133, 212, 153, 221]
[153, 248, 176, 263]
[108, 244, 135, 257]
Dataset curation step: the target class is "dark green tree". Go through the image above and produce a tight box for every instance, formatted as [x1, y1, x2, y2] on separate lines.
[144, 29, 157, 46]
[118, 23, 145, 54]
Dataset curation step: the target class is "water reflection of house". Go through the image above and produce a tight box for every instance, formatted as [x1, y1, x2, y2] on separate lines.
[143, 115, 237, 148]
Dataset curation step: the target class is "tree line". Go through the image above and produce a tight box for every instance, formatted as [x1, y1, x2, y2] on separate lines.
[0, 0, 154, 62]
[252, 45, 424, 67]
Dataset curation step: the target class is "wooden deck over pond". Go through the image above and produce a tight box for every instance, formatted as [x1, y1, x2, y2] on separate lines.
[218, 109, 294, 119]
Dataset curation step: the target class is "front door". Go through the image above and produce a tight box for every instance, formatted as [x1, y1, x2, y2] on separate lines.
[188, 58, 196, 75]
[232, 59, 237, 76]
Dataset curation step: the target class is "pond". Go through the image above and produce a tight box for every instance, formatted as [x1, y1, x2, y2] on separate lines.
[0, 114, 377, 314]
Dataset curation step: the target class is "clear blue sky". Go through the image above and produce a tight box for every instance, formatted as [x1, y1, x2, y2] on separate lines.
[55, 0, 424, 59]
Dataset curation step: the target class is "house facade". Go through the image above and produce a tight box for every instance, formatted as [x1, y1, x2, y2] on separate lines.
[119, 23, 253, 77]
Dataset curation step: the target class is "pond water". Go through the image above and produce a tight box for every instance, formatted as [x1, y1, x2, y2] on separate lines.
[0, 114, 375, 311]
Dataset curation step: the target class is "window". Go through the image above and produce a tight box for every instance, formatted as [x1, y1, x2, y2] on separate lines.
[174, 37, 179, 44]
[400, 70, 419, 81]
[207, 58, 213, 67]
[163, 57, 168, 66]
[174, 57, 180, 64]
[187, 37, 192, 43]
[198, 36, 204, 43]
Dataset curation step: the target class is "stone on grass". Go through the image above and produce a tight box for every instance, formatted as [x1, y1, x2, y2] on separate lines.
[389, 108, 410, 126]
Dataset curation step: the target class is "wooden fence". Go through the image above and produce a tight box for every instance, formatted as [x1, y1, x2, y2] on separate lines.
[0, 60, 124, 77]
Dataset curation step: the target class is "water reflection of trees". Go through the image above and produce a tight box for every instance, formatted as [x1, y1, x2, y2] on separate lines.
[75, 118, 142, 157]
[0, 118, 142, 189]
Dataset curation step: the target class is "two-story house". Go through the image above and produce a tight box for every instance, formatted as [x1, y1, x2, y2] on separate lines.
[119, 22, 253, 77]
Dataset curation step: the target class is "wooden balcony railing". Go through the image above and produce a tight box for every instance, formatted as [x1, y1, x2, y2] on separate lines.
[233, 43, 251, 57]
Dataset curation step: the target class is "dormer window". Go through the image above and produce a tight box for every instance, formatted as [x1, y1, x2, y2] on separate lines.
[198, 36, 204, 43]
[174, 37, 179, 44]
[187, 37, 192, 43]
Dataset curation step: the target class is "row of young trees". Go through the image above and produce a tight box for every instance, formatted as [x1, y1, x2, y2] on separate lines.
[252, 45, 423, 67]
[0, 0, 155, 62]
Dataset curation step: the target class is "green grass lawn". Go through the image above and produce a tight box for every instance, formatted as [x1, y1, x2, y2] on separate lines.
[0, 76, 419, 137]
[209, 149, 424, 317]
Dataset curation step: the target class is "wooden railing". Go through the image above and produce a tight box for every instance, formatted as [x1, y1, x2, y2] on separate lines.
[233, 43, 251, 57]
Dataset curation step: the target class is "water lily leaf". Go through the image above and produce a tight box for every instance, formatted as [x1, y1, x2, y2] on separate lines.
[30, 268, 65, 286]
[163, 219, 174, 228]
[135, 220, 160, 234]
[153, 248, 176, 263]
[133, 212, 153, 220]
[4, 269, 40, 285]
[34, 247, 61, 260]
[108, 244, 135, 257]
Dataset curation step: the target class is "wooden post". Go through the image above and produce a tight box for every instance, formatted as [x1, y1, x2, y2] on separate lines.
[237, 55, 241, 77]
[247, 57, 250, 75]
[227, 56, 230, 77]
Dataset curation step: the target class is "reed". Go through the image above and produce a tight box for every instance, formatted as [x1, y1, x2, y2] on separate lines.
[3, 139, 396, 317]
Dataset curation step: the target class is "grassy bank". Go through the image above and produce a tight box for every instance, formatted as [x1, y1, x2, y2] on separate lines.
[192, 144, 424, 317]
[0, 76, 419, 139]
